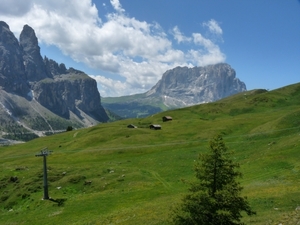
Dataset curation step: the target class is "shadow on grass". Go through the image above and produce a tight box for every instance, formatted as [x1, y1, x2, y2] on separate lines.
[48, 198, 67, 206]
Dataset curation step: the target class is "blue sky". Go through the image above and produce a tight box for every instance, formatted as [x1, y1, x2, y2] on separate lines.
[0, 0, 299, 97]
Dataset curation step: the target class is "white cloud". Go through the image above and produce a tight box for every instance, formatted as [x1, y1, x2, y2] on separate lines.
[0, 0, 226, 97]
[110, 0, 125, 13]
[90, 75, 128, 97]
[0, 0, 34, 16]
[203, 19, 223, 35]
[172, 26, 192, 43]
[191, 33, 225, 66]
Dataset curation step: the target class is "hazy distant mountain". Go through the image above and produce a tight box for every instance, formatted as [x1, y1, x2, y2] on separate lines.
[102, 63, 246, 118]
[0, 21, 108, 141]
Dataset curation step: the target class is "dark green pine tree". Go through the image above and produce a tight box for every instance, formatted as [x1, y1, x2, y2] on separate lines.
[172, 134, 255, 225]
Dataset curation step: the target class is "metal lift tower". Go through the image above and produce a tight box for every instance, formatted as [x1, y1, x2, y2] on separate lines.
[35, 148, 52, 200]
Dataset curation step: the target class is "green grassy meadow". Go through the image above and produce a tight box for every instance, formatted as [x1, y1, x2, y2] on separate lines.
[1, 83, 300, 224]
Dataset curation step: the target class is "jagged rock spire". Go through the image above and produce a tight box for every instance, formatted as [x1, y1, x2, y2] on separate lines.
[0, 21, 29, 95]
[20, 24, 52, 81]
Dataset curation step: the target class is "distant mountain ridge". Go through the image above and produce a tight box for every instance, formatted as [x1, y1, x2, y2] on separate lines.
[0, 21, 108, 141]
[102, 63, 247, 118]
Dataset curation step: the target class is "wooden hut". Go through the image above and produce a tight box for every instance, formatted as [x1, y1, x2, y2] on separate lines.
[149, 124, 161, 130]
[162, 116, 173, 122]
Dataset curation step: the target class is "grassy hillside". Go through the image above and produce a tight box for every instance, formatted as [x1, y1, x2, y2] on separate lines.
[1, 83, 300, 224]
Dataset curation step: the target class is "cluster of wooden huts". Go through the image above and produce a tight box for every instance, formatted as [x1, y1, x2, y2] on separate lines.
[127, 116, 173, 130]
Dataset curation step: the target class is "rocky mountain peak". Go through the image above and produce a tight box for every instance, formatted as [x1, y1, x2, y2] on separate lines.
[0, 21, 108, 141]
[0, 21, 9, 29]
[0, 21, 29, 96]
[147, 63, 246, 108]
[19, 25, 39, 54]
[44, 57, 67, 76]
[20, 24, 51, 81]
[0, 22, 13, 42]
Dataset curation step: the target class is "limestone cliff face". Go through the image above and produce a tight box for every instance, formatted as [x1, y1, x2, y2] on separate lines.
[0, 21, 29, 96]
[33, 69, 108, 122]
[0, 21, 108, 141]
[146, 63, 246, 108]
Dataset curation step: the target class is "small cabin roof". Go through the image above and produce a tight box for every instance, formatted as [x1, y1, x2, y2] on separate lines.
[127, 124, 137, 128]
[149, 124, 162, 129]
[150, 124, 161, 127]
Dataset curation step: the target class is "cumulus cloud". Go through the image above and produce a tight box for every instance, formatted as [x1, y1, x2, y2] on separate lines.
[90, 75, 128, 97]
[0, 0, 226, 97]
[0, 0, 34, 16]
[110, 0, 125, 13]
[203, 19, 223, 35]
[172, 26, 192, 44]
[192, 33, 224, 61]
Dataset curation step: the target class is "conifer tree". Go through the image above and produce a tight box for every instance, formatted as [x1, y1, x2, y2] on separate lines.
[172, 134, 255, 225]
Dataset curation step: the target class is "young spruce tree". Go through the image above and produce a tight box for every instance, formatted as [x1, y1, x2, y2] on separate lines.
[172, 134, 255, 225]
